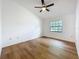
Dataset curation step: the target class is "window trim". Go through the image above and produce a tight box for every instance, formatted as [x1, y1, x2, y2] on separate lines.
[49, 20, 63, 32]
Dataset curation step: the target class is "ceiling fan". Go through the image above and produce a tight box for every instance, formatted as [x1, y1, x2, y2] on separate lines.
[35, 0, 54, 12]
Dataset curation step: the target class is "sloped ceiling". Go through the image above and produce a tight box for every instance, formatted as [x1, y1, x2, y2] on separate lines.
[12, 0, 76, 19]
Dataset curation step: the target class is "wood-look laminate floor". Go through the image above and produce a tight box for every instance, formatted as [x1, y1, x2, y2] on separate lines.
[1, 38, 79, 59]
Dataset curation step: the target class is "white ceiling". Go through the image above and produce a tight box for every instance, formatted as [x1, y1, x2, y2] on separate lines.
[12, 0, 76, 19]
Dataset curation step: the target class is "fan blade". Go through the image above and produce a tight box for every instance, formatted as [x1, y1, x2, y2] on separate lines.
[41, 0, 45, 5]
[40, 10, 42, 12]
[35, 6, 43, 8]
[46, 9, 50, 12]
[46, 3, 54, 7]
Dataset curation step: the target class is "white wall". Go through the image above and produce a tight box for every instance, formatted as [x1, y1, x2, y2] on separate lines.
[42, 14, 75, 42]
[0, 0, 2, 55]
[76, 0, 79, 56]
[2, 0, 41, 47]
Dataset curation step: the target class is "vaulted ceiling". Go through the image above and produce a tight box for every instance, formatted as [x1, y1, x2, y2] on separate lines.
[13, 0, 76, 19]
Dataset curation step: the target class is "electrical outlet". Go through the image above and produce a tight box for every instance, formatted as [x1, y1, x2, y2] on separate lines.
[9, 38, 12, 40]
[16, 36, 19, 39]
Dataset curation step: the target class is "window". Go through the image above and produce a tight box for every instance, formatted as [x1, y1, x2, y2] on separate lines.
[50, 20, 63, 32]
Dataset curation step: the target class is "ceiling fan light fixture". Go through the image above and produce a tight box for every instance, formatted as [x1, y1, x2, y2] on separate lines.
[35, 0, 54, 12]
[42, 7, 46, 11]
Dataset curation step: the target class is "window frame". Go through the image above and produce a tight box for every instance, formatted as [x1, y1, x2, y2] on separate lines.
[49, 20, 63, 32]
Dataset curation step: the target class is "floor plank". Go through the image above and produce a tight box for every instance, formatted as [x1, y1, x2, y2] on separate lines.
[1, 38, 79, 59]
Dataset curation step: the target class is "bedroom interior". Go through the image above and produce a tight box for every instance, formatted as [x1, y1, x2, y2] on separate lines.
[0, 0, 79, 59]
